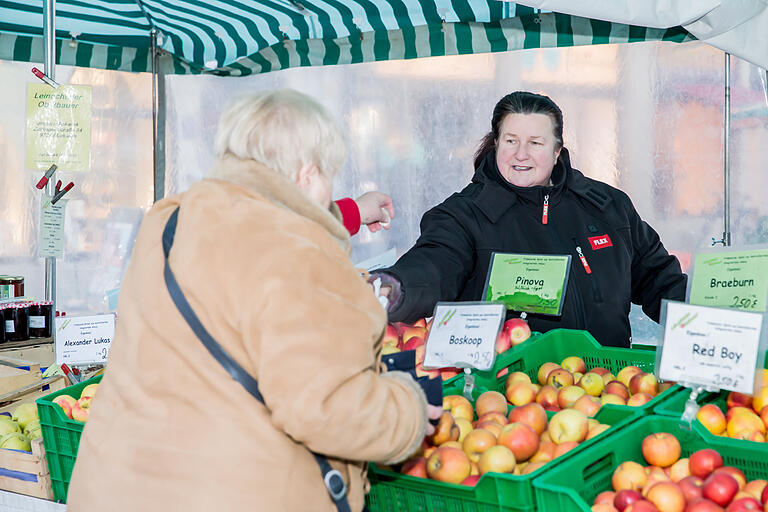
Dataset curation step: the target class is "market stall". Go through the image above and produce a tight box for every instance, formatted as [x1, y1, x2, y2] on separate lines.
[1, 0, 768, 509]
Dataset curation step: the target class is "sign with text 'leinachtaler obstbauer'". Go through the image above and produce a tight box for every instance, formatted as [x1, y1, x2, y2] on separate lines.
[656, 300, 767, 395]
[688, 247, 768, 313]
[423, 302, 505, 371]
[55, 314, 115, 365]
[483, 253, 571, 316]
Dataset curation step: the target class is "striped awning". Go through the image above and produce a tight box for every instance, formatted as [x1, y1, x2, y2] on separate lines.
[0, 1, 695, 76]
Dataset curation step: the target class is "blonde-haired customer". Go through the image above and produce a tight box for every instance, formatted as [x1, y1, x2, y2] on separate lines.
[67, 89, 437, 512]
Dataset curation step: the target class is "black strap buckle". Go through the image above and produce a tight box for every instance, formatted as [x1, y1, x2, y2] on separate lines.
[324, 469, 347, 501]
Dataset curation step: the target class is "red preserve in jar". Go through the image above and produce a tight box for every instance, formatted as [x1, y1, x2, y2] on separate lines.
[3, 302, 30, 342]
[0, 304, 5, 344]
[28, 301, 53, 338]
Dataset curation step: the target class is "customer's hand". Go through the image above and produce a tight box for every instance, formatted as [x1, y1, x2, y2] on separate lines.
[425, 404, 443, 436]
[356, 191, 394, 232]
[368, 272, 403, 312]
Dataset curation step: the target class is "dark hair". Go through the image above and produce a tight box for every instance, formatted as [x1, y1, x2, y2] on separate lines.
[473, 91, 563, 170]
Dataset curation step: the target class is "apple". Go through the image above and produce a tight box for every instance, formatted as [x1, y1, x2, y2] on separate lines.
[521, 461, 546, 475]
[553, 440, 579, 458]
[751, 387, 768, 415]
[697, 404, 727, 435]
[558, 385, 587, 409]
[529, 440, 555, 463]
[413, 318, 427, 329]
[428, 412, 459, 445]
[477, 411, 508, 427]
[52, 395, 77, 419]
[726, 497, 762, 511]
[614, 489, 644, 512]
[726, 411, 765, 437]
[726, 392, 753, 410]
[440, 441, 463, 449]
[616, 366, 644, 388]
[741, 480, 766, 500]
[713, 467, 746, 490]
[626, 393, 653, 407]
[506, 371, 532, 387]
[538, 362, 561, 386]
[79, 383, 99, 399]
[586, 423, 611, 440]
[762, 484, 768, 505]
[625, 500, 660, 512]
[11, 403, 38, 431]
[497, 422, 539, 462]
[401, 457, 428, 478]
[475, 421, 503, 438]
[402, 336, 426, 353]
[604, 381, 630, 401]
[504, 318, 531, 346]
[684, 498, 725, 512]
[508, 402, 548, 435]
[506, 383, 537, 407]
[601, 373, 617, 386]
[440, 368, 461, 380]
[580, 372, 606, 396]
[668, 458, 691, 482]
[495, 330, 512, 354]
[646, 482, 685, 512]
[478, 445, 516, 475]
[476, 391, 507, 417]
[462, 428, 497, 463]
[454, 418, 473, 443]
[426, 446, 471, 483]
[629, 373, 659, 397]
[574, 395, 602, 417]
[548, 368, 575, 389]
[613, 461, 648, 492]
[548, 409, 588, 444]
[641, 433, 681, 468]
[592, 505, 620, 512]
[382, 324, 399, 346]
[689, 449, 724, 479]
[401, 326, 427, 346]
[381, 344, 401, 355]
[678, 476, 705, 502]
[461, 475, 480, 486]
[703, 473, 739, 507]
[443, 395, 474, 422]
[536, 385, 560, 410]
[0, 432, 31, 452]
[561, 356, 587, 374]
[72, 397, 92, 422]
[601, 393, 627, 406]
[594, 490, 616, 505]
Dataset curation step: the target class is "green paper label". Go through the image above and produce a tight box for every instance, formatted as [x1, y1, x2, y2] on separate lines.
[689, 249, 768, 312]
[483, 253, 571, 315]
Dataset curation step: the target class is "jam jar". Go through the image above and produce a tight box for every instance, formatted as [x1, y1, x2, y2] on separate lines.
[3, 302, 30, 342]
[28, 301, 53, 338]
[0, 276, 24, 299]
[0, 304, 5, 344]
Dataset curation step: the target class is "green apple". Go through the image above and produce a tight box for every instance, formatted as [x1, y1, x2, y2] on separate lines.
[12, 403, 38, 430]
[0, 417, 21, 436]
[0, 432, 31, 452]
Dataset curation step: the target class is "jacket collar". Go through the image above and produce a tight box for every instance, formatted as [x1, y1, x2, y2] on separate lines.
[207, 156, 350, 252]
[471, 148, 612, 223]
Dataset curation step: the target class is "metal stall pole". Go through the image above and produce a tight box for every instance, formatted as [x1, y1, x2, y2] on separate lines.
[43, 0, 57, 304]
[151, 29, 166, 203]
[723, 53, 731, 247]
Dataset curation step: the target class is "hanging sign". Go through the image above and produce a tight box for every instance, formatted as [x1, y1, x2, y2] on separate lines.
[688, 247, 768, 313]
[423, 302, 505, 370]
[39, 195, 66, 258]
[656, 300, 766, 395]
[55, 314, 115, 365]
[26, 84, 92, 173]
[483, 253, 571, 315]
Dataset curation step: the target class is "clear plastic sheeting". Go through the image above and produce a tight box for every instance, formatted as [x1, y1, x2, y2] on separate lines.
[167, 40, 768, 344]
[0, 60, 153, 315]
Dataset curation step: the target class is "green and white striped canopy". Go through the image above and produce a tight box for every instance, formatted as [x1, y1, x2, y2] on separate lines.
[0, 1, 695, 75]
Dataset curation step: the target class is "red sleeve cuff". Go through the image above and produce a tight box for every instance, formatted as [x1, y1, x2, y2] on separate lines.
[335, 197, 361, 236]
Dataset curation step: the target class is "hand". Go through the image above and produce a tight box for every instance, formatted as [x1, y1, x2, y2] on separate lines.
[368, 272, 403, 312]
[425, 404, 443, 436]
[355, 191, 394, 232]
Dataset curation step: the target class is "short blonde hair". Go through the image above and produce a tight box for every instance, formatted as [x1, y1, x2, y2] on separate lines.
[213, 89, 346, 180]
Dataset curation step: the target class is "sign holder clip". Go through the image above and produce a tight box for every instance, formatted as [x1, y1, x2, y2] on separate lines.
[462, 368, 475, 400]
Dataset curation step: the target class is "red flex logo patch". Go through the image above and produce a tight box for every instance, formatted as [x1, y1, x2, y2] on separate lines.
[588, 235, 613, 250]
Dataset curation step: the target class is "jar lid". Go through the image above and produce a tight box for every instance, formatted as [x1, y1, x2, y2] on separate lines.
[7, 302, 29, 309]
[6, 276, 24, 282]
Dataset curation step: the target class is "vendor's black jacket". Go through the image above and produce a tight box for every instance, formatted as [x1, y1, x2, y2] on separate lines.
[383, 149, 687, 348]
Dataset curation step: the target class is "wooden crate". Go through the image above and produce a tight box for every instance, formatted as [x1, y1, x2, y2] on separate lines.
[0, 438, 53, 500]
[0, 355, 65, 415]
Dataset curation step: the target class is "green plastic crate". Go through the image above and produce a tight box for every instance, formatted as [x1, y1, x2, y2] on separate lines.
[35, 374, 102, 503]
[366, 381, 639, 512]
[533, 414, 768, 511]
[456, 329, 677, 416]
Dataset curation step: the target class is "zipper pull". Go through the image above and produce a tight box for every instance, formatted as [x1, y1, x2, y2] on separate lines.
[541, 194, 549, 225]
[576, 246, 592, 274]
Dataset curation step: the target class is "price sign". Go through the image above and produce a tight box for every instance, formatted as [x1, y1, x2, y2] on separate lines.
[657, 301, 766, 394]
[483, 253, 571, 316]
[688, 247, 768, 313]
[55, 314, 115, 365]
[423, 302, 505, 371]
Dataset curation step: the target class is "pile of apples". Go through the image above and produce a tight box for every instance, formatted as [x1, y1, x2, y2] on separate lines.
[694, 370, 768, 442]
[502, 357, 673, 414]
[0, 403, 41, 452]
[382, 317, 532, 380]
[399, 390, 611, 486]
[592, 433, 767, 512]
[51, 382, 98, 423]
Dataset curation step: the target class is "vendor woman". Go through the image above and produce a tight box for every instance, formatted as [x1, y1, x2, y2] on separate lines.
[373, 91, 687, 348]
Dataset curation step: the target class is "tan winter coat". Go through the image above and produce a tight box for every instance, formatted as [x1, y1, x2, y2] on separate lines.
[66, 157, 428, 511]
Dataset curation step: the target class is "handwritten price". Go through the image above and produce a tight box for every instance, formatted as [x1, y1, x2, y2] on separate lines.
[731, 295, 758, 310]
[713, 373, 742, 390]
[466, 351, 493, 369]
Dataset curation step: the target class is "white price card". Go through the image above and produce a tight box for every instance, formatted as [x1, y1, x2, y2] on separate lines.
[39, 195, 66, 258]
[55, 314, 115, 365]
[423, 302, 505, 371]
[657, 301, 767, 395]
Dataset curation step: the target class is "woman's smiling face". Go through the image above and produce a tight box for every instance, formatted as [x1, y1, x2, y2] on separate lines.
[495, 113, 561, 188]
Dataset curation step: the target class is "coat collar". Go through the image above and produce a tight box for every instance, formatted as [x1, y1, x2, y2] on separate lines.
[471, 148, 612, 223]
[207, 156, 351, 252]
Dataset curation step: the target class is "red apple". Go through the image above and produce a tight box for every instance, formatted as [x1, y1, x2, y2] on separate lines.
[684, 498, 725, 511]
[725, 497, 762, 511]
[426, 446, 471, 483]
[625, 500, 660, 512]
[461, 474, 480, 486]
[401, 457, 428, 478]
[678, 476, 705, 502]
[614, 489, 643, 511]
[52, 395, 77, 419]
[504, 318, 531, 346]
[382, 324, 399, 346]
[495, 330, 512, 354]
[703, 473, 740, 507]
[690, 449, 724, 479]
[641, 433, 681, 468]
